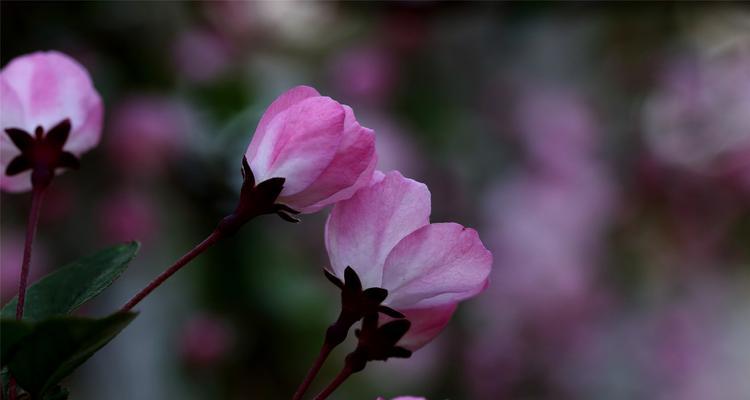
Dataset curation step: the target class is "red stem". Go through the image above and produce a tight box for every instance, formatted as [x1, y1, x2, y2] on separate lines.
[15, 185, 46, 320]
[312, 364, 353, 400]
[292, 343, 332, 400]
[120, 230, 222, 312]
[8, 377, 16, 400]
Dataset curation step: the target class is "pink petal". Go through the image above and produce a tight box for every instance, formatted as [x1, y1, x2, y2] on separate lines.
[396, 304, 456, 351]
[1, 51, 103, 155]
[245, 85, 320, 161]
[0, 76, 25, 128]
[0, 77, 30, 192]
[247, 96, 345, 195]
[280, 105, 376, 212]
[325, 170, 430, 288]
[382, 223, 492, 309]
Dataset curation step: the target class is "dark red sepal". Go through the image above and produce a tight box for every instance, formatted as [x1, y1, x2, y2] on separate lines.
[322, 266, 404, 348]
[3, 118, 79, 189]
[216, 156, 301, 235]
[344, 313, 412, 373]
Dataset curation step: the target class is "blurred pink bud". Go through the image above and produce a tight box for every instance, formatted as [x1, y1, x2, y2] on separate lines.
[246, 86, 376, 213]
[326, 171, 492, 350]
[1, 51, 103, 192]
[179, 314, 234, 368]
[98, 191, 159, 243]
[107, 96, 191, 177]
[330, 46, 396, 105]
[173, 29, 232, 83]
[1, 231, 47, 302]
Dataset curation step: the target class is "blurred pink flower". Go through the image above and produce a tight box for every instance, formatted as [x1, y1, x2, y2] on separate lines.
[330, 46, 397, 106]
[566, 283, 750, 400]
[514, 87, 598, 177]
[465, 88, 614, 398]
[246, 85, 376, 213]
[106, 95, 191, 177]
[481, 87, 613, 314]
[98, 190, 159, 243]
[643, 53, 750, 178]
[483, 170, 612, 313]
[179, 313, 235, 368]
[1, 231, 47, 303]
[173, 29, 232, 83]
[325, 170, 492, 350]
[1, 51, 103, 192]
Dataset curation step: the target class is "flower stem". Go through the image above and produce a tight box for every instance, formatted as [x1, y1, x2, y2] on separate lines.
[120, 229, 223, 312]
[292, 343, 332, 400]
[312, 363, 353, 400]
[8, 377, 17, 400]
[15, 185, 46, 319]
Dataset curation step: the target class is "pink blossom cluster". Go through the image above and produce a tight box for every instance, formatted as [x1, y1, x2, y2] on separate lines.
[1, 51, 492, 399]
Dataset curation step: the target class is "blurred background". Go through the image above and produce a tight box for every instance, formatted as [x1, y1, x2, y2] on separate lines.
[2, 2, 750, 399]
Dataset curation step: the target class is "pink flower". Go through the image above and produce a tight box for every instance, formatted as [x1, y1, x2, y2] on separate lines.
[1, 51, 103, 192]
[325, 171, 492, 350]
[514, 87, 597, 176]
[245, 86, 376, 213]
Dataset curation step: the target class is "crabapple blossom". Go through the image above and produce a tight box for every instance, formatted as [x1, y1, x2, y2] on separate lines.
[325, 170, 492, 351]
[244, 85, 376, 214]
[1, 51, 103, 192]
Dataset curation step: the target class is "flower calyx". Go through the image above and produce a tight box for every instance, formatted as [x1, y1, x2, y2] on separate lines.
[323, 266, 404, 347]
[4, 119, 79, 189]
[345, 312, 413, 373]
[217, 156, 301, 235]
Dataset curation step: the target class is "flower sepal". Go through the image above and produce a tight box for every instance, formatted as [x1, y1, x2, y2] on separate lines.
[345, 313, 413, 373]
[216, 157, 301, 236]
[323, 266, 403, 347]
[4, 119, 79, 189]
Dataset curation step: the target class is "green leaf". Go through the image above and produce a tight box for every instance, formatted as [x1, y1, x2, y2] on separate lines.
[1, 242, 140, 320]
[6, 312, 136, 397]
[0, 319, 33, 365]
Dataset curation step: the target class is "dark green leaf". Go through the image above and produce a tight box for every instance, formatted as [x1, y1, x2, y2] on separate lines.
[7, 312, 136, 397]
[1, 242, 140, 320]
[0, 319, 33, 365]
